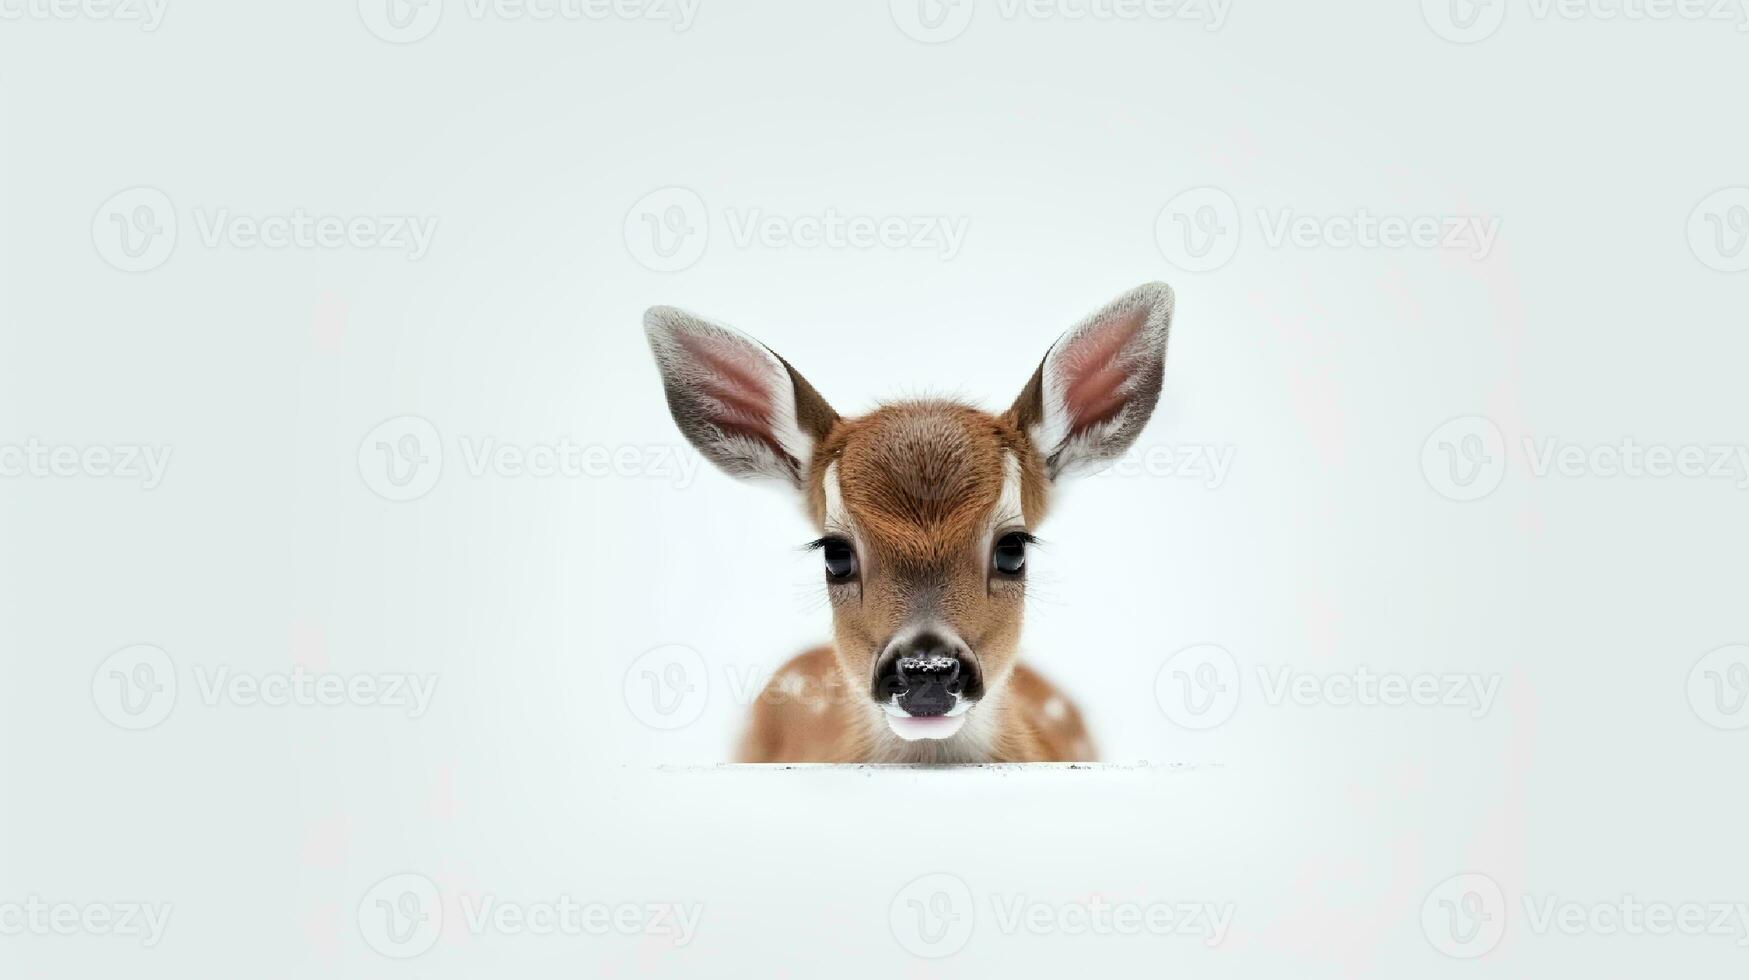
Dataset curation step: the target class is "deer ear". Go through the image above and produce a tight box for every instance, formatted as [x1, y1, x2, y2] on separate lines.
[1007, 282, 1173, 481]
[644, 306, 838, 490]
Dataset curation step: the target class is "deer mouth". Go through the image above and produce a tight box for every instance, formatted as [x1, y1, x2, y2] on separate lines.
[882, 696, 972, 740]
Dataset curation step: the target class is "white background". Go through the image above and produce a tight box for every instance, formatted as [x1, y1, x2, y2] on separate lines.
[3, 0, 1748, 975]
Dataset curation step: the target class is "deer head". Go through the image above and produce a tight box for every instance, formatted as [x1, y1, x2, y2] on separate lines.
[644, 283, 1173, 748]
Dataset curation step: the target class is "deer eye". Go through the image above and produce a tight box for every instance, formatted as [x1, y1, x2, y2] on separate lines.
[992, 532, 1031, 576]
[820, 538, 858, 580]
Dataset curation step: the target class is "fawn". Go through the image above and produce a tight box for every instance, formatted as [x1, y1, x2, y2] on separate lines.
[644, 283, 1174, 763]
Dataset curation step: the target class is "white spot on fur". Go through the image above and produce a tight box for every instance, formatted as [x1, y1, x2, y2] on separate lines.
[778, 672, 806, 698]
[822, 460, 849, 532]
[994, 451, 1023, 530]
[1043, 696, 1067, 722]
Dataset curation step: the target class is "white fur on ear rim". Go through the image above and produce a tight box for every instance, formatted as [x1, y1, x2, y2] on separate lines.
[1014, 282, 1173, 481]
[644, 306, 835, 489]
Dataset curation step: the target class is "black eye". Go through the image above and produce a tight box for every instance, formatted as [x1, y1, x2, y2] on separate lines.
[992, 532, 1030, 576]
[821, 538, 858, 580]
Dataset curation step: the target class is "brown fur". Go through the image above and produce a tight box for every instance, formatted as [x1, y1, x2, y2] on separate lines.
[734, 400, 1086, 763]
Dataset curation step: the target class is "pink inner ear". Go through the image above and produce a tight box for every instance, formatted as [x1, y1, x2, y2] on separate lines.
[1058, 308, 1146, 433]
[677, 331, 781, 445]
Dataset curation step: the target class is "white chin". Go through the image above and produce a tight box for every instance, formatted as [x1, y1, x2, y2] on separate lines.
[885, 713, 968, 741]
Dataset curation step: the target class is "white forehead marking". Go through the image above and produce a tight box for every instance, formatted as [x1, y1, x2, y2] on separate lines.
[994, 451, 1024, 529]
[822, 459, 849, 531]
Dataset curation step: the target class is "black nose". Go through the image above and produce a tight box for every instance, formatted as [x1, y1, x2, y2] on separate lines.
[872, 633, 982, 716]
